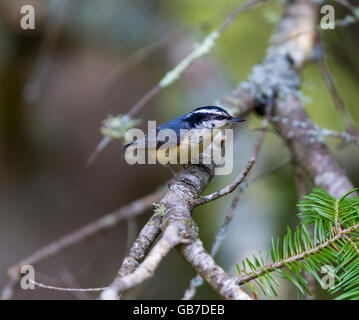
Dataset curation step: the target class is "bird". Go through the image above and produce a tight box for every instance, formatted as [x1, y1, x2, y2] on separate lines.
[124, 106, 245, 175]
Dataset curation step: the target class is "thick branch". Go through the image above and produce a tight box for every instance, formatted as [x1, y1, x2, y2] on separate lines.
[182, 185, 245, 300]
[179, 238, 251, 300]
[229, 0, 354, 198]
[267, 0, 354, 197]
[105, 163, 251, 299]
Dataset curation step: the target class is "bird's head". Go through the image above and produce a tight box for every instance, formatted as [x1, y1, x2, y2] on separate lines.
[186, 106, 245, 129]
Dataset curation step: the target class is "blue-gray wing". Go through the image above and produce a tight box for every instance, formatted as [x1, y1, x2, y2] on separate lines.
[124, 115, 191, 150]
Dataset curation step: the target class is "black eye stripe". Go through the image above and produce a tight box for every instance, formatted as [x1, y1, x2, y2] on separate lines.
[187, 112, 228, 125]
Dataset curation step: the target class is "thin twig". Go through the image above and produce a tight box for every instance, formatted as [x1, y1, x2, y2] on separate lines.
[100, 223, 184, 299]
[236, 224, 359, 285]
[2, 186, 166, 300]
[191, 96, 273, 207]
[23, 0, 69, 104]
[315, 37, 356, 133]
[29, 279, 108, 292]
[270, 116, 359, 147]
[190, 158, 253, 207]
[334, 0, 359, 20]
[103, 3, 260, 92]
[343, 234, 359, 256]
[117, 207, 165, 278]
[8, 187, 165, 277]
[251, 156, 292, 182]
[293, 164, 307, 200]
[126, 0, 265, 118]
[292, 163, 317, 300]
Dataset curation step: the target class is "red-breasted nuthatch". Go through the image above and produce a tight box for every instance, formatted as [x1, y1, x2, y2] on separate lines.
[124, 106, 245, 174]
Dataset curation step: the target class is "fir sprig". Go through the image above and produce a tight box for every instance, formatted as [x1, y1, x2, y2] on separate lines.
[236, 188, 359, 299]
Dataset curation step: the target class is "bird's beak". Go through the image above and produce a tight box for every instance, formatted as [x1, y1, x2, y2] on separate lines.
[228, 117, 246, 123]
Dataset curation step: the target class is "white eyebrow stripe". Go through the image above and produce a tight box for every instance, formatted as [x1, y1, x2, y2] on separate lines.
[192, 109, 225, 115]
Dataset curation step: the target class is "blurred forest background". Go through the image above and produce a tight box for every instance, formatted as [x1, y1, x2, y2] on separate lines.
[0, 0, 358, 299]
